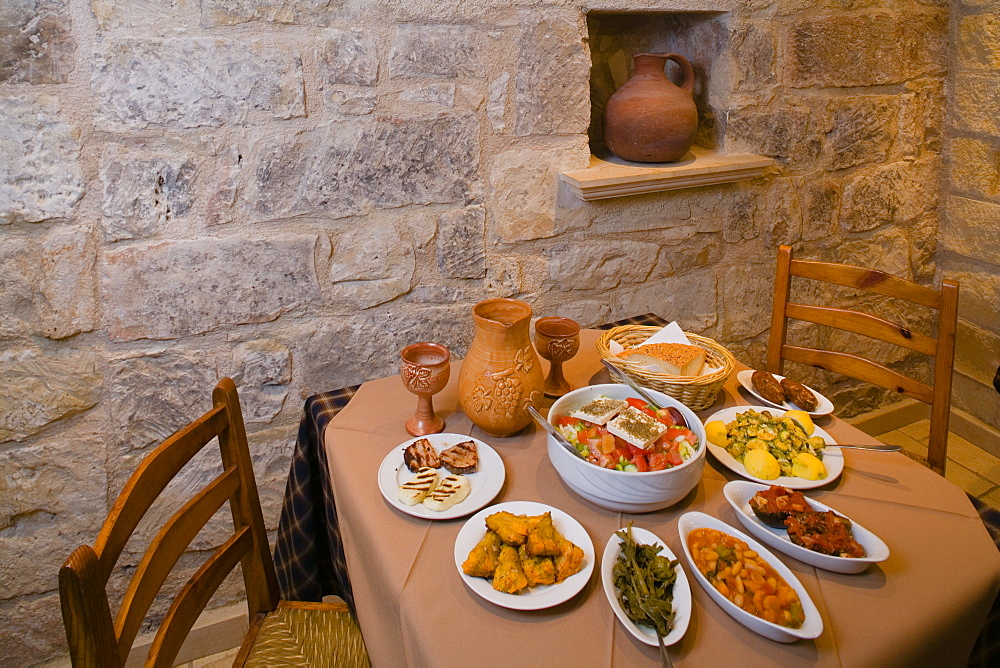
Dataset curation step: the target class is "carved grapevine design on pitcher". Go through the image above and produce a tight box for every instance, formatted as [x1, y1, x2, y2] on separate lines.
[469, 347, 538, 419]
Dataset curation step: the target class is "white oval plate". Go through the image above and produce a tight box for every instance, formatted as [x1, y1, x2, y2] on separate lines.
[454, 501, 595, 611]
[677, 512, 823, 643]
[737, 370, 834, 417]
[601, 527, 691, 647]
[723, 481, 890, 574]
[378, 433, 505, 520]
[702, 406, 843, 490]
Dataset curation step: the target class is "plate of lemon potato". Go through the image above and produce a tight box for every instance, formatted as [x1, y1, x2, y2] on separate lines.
[702, 406, 843, 490]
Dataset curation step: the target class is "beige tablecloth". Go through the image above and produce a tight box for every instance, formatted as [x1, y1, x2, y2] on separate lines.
[325, 330, 1000, 666]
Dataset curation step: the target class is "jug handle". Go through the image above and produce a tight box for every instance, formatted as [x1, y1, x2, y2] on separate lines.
[663, 53, 694, 95]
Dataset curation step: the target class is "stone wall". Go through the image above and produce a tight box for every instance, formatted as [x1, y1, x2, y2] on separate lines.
[943, 0, 1000, 444]
[0, 0, 947, 661]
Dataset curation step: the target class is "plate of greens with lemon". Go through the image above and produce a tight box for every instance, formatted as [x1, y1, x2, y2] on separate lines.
[702, 406, 843, 490]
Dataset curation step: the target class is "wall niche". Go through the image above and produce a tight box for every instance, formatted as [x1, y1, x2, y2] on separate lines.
[562, 10, 771, 201]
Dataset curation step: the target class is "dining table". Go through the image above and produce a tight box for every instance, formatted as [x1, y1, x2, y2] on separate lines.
[277, 314, 1000, 666]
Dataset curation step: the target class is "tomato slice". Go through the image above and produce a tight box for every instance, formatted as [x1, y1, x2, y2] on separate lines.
[599, 432, 617, 454]
[665, 426, 697, 444]
[655, 408, 677, 427]
[625, 441, 650, 456]
[578, 427, 598, 442]
[665, 449, 683, 467]
[625, 397, 647, 410]
[556, 416, 577, 427]
[633, 454, 650, 472]
[648, 452, 671, 471]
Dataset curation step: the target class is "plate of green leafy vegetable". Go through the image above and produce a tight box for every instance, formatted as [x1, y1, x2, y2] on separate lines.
[601, 524, 691, 647]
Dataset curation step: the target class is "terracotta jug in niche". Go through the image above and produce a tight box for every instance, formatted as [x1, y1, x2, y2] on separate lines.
[603, 52, 699, 163]
[458, 298, 544, 437]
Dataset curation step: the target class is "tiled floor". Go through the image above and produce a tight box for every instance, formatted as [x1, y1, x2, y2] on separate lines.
[872, 419, 1000, 506]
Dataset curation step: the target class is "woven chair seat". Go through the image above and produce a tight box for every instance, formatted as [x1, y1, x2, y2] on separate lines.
[242, 602, 369, 668]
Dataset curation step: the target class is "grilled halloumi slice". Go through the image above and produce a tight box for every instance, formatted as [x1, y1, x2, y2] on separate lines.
[423, 474, 471, 511]
[398, 467, 439, 505]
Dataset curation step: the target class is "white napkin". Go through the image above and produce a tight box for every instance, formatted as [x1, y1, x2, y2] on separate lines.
[609, 321, 720, 376]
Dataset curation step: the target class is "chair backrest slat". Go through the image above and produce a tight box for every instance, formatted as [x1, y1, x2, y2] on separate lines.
[60, 379, 281, 665]
[789, 258, 943, 309]
[784, 303, 938, 356]
[783, 345, 934, 404]
[115, 467, 241, 658]
[144, 528, 253, 668]
[769, 247, 959, 475]
[93, 407, 230, 580]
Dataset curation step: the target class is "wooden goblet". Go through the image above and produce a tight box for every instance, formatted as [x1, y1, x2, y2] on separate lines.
[400, 342, 451, 436]
[534, 317, 581, 398]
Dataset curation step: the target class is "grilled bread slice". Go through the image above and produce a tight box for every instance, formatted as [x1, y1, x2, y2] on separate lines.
[441, 440, 478, 475]
[620, 342, 705, 376]
[423, 474, 471, 511]
[398, 467, 439, 506]
[403, 438, 440, 472]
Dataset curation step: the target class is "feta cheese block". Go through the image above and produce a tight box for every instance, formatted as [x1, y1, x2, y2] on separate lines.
[423, 474, 471, 511]
[398, 467, 439, 506]
[569, 396, 628, 425]
[606, 406, 667, 449]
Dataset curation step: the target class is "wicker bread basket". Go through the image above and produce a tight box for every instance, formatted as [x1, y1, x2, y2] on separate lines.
[596, 325, 736, 411]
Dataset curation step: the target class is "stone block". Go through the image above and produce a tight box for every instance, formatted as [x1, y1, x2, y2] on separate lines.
[229, 340, 291, 423]
[0, 347, 101, 442]
[400, 84, 456, 107]
[0, 94, 84, 224]
[948, 137, 1000, 201]
[92, 38, 305, 129]
[0, 591, 65, 661]
[389, 24, 484, 79]
[721, 263, 774, 340]
[955, 320, 1000, 388]
[514, 8, 591, 136]
[0, 0, 76, 84]
[327, 221, 414, 309]
[548, 240, 660, 291]
[292, 307, 470, 391]
[953, 72, 1000, 135]
[896, 79, 945, 159]
[250, 428, 296, 530]
[832, 227, 913, 283]
[786, 12, 944, 87]
[316, 28, 377, 87]
[822, 96, 898, 171]
[958, 13, 1000, 69]
[840, 158, 939, 232]
[201, 0, 342, 26]
[952, 268, 1000, 333]
[487, 71, 510, 132]
[0, 431, 106, 598]
[250, 114, 479, 220]
[731, 22, 776, 91]
[801, 176, 841, 242]
[943, 196, 1000, 264]
[91, 0, 191, 30]
[40, 226, 97, 338]
[101, 234, 321, 341]
[490, 147, 585, 242]
[322, 87, 378, 115]
[100, 144, 197, 241]
[438, 206, 486, 279]
[610, 269, 718, 334]
[726, 105, 819, 165]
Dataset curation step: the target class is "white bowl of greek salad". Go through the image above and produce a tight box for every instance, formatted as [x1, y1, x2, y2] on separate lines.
[546, 384, 706, 513]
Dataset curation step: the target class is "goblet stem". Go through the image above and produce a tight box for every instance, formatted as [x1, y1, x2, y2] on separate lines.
[406, 394, 445, 437]
[544, 360, 571, 398]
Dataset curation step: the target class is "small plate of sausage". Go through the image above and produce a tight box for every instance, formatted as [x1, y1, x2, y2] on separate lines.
[737, 370, 834, 416]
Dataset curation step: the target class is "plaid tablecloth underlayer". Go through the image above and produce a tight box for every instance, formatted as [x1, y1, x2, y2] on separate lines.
[272, 313, 1000, 665]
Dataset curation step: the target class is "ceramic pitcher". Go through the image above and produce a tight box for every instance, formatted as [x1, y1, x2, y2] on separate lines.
[458, 298, 544, 437]
[603, 52, 699, 163]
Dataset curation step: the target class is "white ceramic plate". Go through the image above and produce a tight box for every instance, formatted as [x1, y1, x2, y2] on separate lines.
[378, 433, 505, 520]
[702, 406, 844, 490]
[601, 526, 691, 647]
[723, 481, 890, 574]
[677, 512, 824, 643]
[453, 501, 595, 611]
[737, 370, 834, 417]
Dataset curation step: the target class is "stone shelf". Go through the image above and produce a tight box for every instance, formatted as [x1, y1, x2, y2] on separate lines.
[560, 147, 775, 201]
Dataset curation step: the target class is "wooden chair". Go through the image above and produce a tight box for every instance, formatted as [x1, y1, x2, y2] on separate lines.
[59, 378, 369, 667]
[768, 245, 959, 475]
